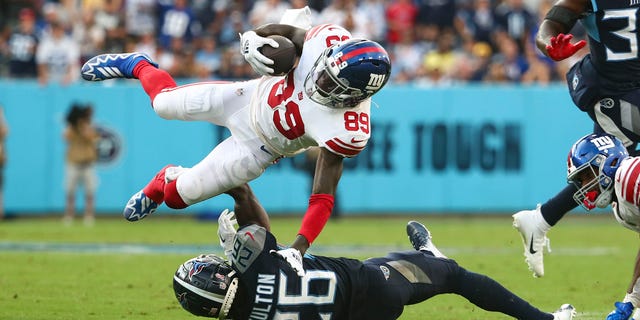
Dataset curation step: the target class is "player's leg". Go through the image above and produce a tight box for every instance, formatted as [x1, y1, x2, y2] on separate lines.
[123, 134, 279, 221]
[362, 222, 575, 320]
[513, 185, 576, 278]
[151, 79, 257, 124]
[63, 163, 80, 224]
[81, 165, 97, 226]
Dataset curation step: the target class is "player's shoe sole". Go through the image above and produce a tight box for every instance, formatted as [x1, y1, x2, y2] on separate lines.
[123, 190, 158, 222]
[81, 52, 157, 81]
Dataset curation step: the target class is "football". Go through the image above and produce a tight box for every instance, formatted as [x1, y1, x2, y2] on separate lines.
[259, 35, 297, 76]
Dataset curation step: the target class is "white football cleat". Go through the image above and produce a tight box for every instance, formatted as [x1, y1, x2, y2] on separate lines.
[512, 205, 551, 278]
[552, 304, 576, 320]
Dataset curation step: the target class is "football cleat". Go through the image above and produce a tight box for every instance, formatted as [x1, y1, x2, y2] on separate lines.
[123, 190, 158, 222]
[81, 52, 157, 81]
[552, 304, 576, 320]
[513, 205, 551, 278]
[606, 301, 634, 320]
[406, 221, 446, 258]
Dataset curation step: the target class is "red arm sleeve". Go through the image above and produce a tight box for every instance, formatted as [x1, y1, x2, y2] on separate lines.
[297, 194, 335, 244]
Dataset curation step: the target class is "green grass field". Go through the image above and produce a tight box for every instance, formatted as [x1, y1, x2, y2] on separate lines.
[0, 213, 636, 319]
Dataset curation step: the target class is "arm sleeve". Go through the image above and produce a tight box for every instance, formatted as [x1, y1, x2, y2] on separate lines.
[297, 194, 335, 244]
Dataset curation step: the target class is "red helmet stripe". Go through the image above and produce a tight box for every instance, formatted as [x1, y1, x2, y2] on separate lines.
[338, 46, 387, 63]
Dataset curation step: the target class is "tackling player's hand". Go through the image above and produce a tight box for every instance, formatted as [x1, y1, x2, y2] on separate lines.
[545, 33, 586, 61]
[606, 301, 635, 320]
[217, 209, 237, 260]
[239, 31, 278, 76]
[270, 248, 305, 277]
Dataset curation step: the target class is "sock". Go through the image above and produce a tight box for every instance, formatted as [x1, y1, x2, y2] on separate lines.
[457, 270, 554, 320]
[540, 184, 578, 226]
[133, 61, 177, 101]
[164, 180, 188, 209]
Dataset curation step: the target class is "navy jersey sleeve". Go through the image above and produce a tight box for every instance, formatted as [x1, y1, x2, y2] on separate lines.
[229, 224, 366, 320]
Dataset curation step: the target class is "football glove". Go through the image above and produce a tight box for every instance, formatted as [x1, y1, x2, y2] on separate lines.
[606, 301, 635, 320]
[239, 31, 278, 76]
[545, 33, 586, 61]
[270, 248, 305, 277]
[217, 209, 237, 260]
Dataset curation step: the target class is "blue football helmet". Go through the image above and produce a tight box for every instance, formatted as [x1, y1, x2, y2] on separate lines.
[304, 39, 391, 108]
[567, 133, 629, 210]
[173, 254, 238, 319]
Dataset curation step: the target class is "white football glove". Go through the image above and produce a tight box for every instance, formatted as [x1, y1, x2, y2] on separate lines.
[239, 30, 278, 76]
[217, 209, 237, 260]
[270, 248, 305, 277]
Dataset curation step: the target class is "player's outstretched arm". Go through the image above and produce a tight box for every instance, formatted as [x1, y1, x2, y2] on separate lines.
[225, 184, 270, 230]
[535, 0, 588, 60]
[292, 148, 342, 255]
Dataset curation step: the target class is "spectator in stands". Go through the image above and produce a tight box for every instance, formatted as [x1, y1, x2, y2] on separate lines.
[124, 0, 156, 39]
[36, 20, 80, 85]
[455, 0, 497, 47]
[249, 0, 291, 27]
[63, 103, 99, 226]
[385, 0, 418, 45]
[194, 36, 222, 79]
[494, 0, 537, 54]
[94, 0, 126, 53]
[158, 0, 199, 49]
[0, 105, 8, 221]
[72, 8, 106, 63]
[7, 8, 38, 78]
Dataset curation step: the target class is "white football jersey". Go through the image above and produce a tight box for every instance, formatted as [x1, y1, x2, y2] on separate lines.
[250, 24, 371, 157]
[613, 157, 640, 232]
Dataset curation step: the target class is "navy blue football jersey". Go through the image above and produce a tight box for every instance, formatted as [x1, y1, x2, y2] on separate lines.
[227, 224, 464, 320]
[228, 224, 364, 319]
[581, 0, 640, 82]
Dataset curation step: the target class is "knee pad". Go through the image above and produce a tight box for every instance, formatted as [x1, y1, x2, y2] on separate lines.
[153, 85, 223, 121]
[174, 170, 206, 205]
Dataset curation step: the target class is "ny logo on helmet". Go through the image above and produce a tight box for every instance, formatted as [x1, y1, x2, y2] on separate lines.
[366, 73, 386, 91]
[590, 135, 615, 151]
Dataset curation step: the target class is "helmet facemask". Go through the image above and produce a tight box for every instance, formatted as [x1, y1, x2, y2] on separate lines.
[304, 39, 390, 109]
[566, 133, 629, 211]
[305, 47, 366, 108]
[567, 154, 614, 210]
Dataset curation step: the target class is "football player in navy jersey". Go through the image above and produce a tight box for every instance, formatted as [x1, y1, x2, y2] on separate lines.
[172, 184, 576, 320]
[513, 0, 640, 280]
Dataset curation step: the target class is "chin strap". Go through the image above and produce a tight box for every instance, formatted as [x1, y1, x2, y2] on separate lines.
[219, 276, 238, 319]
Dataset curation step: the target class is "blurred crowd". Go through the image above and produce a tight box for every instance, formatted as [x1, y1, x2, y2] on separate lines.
[0, 0, 588, 86]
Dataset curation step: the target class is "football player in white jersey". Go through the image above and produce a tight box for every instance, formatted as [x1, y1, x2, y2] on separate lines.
[79, 11, 391, 262]
[562, 133, 640, 319]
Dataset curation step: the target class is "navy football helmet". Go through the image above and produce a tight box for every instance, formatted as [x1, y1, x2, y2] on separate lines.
[173, 254, 238, 319]
[304, 39, 391, 108]
[567, 133, 628, 210]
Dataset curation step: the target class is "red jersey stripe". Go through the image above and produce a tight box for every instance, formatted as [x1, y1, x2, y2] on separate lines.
[305, 24, 332, 41]
[325, 140, 361, 157]
[623, 158, 640, 205]
[333, 137, 365, 150]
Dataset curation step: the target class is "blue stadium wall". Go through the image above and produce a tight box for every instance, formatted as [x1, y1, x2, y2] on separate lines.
[0, 80, 593, 215]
